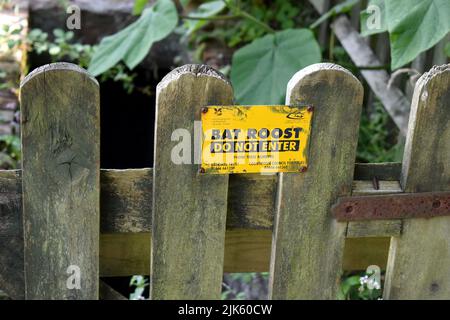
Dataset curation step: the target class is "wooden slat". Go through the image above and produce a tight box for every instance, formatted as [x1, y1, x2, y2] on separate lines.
[0, 164, 403, 233]
[269, 63, 364, 299]
[101, 168, 152, 233]
[0, 169, 24, 300]
[352, 180, 402, 195]
[384, 64, 450, 300]
[0, 172, 403, 237]
[353, 162, 401, 181]
[20, 63, 100, 300]
[343, 238, 391, 271]
[227, 174, 276, 230]
[0, 170, 406, 236]
[99, 232, 391, 277]
[151, 64, 233, 299]
[347, 221, 402, 238]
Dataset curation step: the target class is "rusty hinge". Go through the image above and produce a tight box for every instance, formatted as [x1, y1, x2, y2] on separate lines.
[332, 192, 450, 222]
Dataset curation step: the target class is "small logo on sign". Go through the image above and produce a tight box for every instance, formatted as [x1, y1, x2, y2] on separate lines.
[287, 110, 305, 119]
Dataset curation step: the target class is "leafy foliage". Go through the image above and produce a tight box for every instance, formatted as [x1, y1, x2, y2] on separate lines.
[0, 135, 20, 169]
[357, 103, 403, 163]
[388, 0, 450, 69]
[129, 275, 149, 300]
[231, 29, 321, 104]
[182, 0, 309, 49]
[222, 0, 303, 47]
[88, 0, 178, 76]
[446, 43, 450, 58]
[133, 0, 149, 15]
[222, 273, 269, 300]
[339, 272, 382, 300]
[361, 0, 450, 69]
[29, 29, 93, 66]
[360, 0, 386, 36]
[183, 1, 226, 36]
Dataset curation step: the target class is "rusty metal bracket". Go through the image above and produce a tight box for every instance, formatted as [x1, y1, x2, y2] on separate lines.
[332, 192, 450, 222]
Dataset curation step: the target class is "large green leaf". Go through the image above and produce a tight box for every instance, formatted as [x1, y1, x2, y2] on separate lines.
[386, 0, 450, 69]
[88, 0, 178, 76]
[230, 29, 321, 104]
[360, 0, 386, 36]
[184, 1, 226, 35]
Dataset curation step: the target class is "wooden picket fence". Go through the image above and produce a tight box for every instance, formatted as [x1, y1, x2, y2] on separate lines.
[0, 62, 449, 300]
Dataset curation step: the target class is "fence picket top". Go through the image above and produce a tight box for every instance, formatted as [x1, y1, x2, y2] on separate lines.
[269, 63, 363, 299]
[286, 63, 360, 104]
[157, 64, 230, 92]
[385, 64, 450, 300]
[20, 62, 98, 89]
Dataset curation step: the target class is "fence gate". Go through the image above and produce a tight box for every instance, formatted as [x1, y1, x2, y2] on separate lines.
[0, 62, 449, 300]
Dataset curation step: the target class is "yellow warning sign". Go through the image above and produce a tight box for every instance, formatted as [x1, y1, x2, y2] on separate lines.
[201, 105, 313, 174]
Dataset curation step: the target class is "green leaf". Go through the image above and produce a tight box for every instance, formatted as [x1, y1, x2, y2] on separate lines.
[230, 29, 321, 105]
[184, 0, 226, 35]
[53, 28, 65, 38]
[49, 45, 61, 56]
[386, 0, 450, 69]
[133, 0, 149, 15]
[310, 0, 359, 29]
[445, 43, 450, 58]
[88, 0, 178, 76]
[360, 0, 386, 36]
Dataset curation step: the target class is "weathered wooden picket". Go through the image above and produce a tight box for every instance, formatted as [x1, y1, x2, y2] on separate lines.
[0, 62, 449, 300]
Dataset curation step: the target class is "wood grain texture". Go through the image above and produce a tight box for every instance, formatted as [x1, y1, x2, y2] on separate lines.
[151, 64, 233, 299]
[100, 233, 150, 277]
[0, 168, 404, 235]
[98, 233, 391, 277]
[20, 63, 100, 299]
[0, 170, 24, 299]
[384, 64, 450, 300]
[269, 63, 364, 299]
[227, 174, 276, 230]
[0, 167, 405, 234]
[351, 180, 402, 196]
[347, 221, 401, 238]
[101, 169, 152, 233]
[343, 238, 391, 271]
[353, 163, 401, 181]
